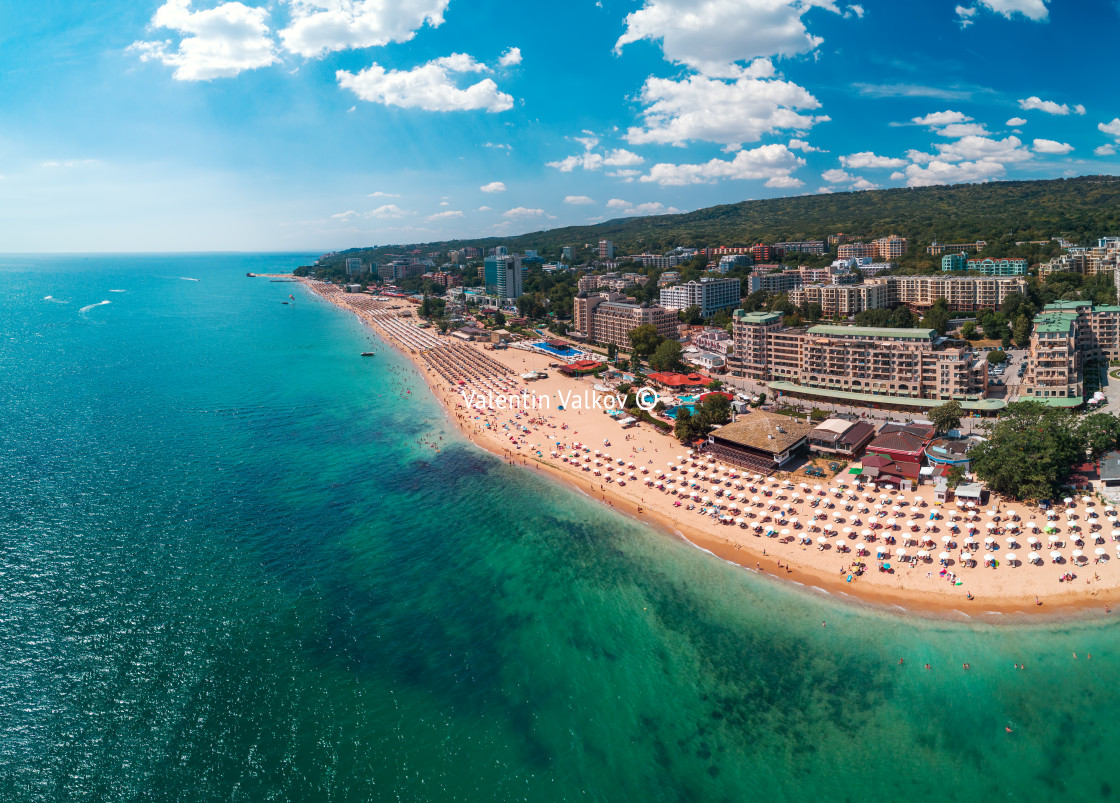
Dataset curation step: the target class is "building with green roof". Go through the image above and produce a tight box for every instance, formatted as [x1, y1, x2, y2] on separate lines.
[1021, 301, 1120, 407]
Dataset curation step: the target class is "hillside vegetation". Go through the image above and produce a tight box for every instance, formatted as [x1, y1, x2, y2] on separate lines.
[318, 175, 1120, 268]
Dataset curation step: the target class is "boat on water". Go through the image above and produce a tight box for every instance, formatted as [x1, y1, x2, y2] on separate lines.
[361, 352, 375, 357]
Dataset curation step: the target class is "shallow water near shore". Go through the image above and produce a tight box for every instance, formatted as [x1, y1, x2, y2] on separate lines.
[2, 255, 1120, 801]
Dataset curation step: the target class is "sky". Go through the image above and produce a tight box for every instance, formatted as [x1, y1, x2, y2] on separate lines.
[1, 0, 1119, 252]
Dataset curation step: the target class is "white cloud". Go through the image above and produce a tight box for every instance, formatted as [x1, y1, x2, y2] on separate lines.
[821, 168, 851, 183]
[1018, 96, 1082, 115]
[955, 4, 977, 26]
[426, 209, 463, 220]
[850, 177, 879, 190]
[934, 135, 1033, 163]
[606, 198, 630, 209]
[1032, 138, 1073, 154]
[972, 0, 1049, 21]
[129, 0, 278, 81]
[368, 190, 400, 197]
[370, 204, 410, 218]
[280, 0, 448, 57]
[936, 122, 989, 138]
[1005, 116, 1027, 126]
[1099, 119, 1120, 139]
[607, 168, 642, 180]
[638, 143, 805, 186]
[480, 181, 506, 193]
[615, 0, 845, 78]
[564, 195, 596, 205]
[546, 137, 644, 172]
[817, 186, 835, 194]
[844, 4, 865, 18]
[840, 151, 907, 169]
[503, 207, 546, 219]
[477, 205, 491, 211]
[897, 159, 1007, 187]
[911, 110, 971, 127]
[498, 47, 522, 67]
[337, 54, 513, 112]
[787, 138, 821, 152]
[624, 69, 826, 149]
[1095, 144, 1116, 156]
[483, 142, 511, 151]
[331, 210, 357, 219]
[618, 201, 682, 216]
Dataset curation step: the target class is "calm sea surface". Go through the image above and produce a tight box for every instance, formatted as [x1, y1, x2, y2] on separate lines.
[1, 254, 1119, 802]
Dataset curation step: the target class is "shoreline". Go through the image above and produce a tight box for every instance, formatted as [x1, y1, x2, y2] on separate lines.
[292, 277, 1118, 623]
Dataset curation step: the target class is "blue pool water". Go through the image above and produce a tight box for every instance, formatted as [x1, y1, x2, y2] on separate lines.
[531, 341, 585, 359]
[665, 404, 698, 419]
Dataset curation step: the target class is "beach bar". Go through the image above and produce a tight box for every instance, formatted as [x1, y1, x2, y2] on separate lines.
[705, 412, 815, 474]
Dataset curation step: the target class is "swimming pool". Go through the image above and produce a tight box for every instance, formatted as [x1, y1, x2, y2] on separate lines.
[531, 341, 585, 359]
[664, 404, 698, 419]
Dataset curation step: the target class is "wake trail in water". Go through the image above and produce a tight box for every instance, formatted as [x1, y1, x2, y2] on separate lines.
[79, 300, 111, 314]
[44, 296, 69, 304]
[109, 289, 126, 293]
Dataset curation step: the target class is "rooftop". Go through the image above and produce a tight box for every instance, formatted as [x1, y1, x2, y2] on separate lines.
[709, 412, 815, 454]
[734, 310, 782, 325]
[807, 325, 936, 341]
[1033, 311, 1078, 335]
[769, 381, 1006, 412]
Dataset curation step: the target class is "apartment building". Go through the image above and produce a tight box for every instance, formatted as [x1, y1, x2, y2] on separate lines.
[926, 241, 987, 256]
[1022, 300, 1120, 405]
[749, 244, 776, 262]
[872, 235, 909, 260]
[660, 277, 741, 317]
[598, 240, 615, 259]
[658, 271, 681, 287]
[731, 311, 988, 403]
[748, 271, 802, 293]
[788, 282, 890, 316]
[1039, 246, 1119, 278]
[873, 275, 1027, 311]
[775, 240, 826, 256]
[483, 254, 523, 300]
[941, 252, 968, 271]
[837, 243, 876, 260]
[572, 292, 678, 348]
[965, 258, 1027, 276]
[692, 327, 733, 354]
[628, 253, 682, 269]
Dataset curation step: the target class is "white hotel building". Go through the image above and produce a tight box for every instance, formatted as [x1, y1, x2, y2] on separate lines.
[659, 277, 741, 318]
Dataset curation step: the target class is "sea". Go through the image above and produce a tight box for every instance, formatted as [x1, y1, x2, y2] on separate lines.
[1, 253, 1119, 802]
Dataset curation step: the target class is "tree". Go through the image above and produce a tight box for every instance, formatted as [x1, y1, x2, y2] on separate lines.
[969, 401, 1082, 501]
[922, 304, 949, 335]
[650, 339, 686, 372]
[678, 305, 703, 325]
[706, 378, 724, 391]
[960, 321, 979, 340]
[946, 465, 966, 489]
[674, 407, 699, 444]
[628, 324, 664, 357]
[493, 310, 506, 327]
[1012, 314, 1033, 348]
[696, 393, 731, 427]
[630, 352, 643, 373]
[929, 400, 963, 434]
[1078, 413, 1120, 459]
[607, 342, 618, 361]
[890, 305, 916, 329]
[987, 350, 1008, 364]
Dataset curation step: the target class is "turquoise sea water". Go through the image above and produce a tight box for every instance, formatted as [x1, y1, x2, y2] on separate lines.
[2, 255, 1120, 802]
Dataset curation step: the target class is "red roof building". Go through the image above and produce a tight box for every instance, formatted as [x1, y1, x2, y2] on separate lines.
[647, 371, 714, 388]
[558, 360, 605, 375]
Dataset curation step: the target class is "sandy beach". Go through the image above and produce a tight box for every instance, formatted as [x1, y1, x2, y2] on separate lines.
[298, 278, 1120, 618]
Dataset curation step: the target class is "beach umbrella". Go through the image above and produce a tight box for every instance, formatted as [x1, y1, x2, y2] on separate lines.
[1082, 496, 1092, 504]
[817, 536, 828, 545]
[984, 536, 996, 545]
[917, 549, 930, 559]
[1048, 534, 1060, 543]
[939, 551, 950, 561]
[1095, 547, 1107, 557]
[877, 546, 888, 556]
[983, 552, 995, 564]
[1050, 550, 1062, 561]
[941, 535, 953, 544]
[1072, 549, 1085, 562]
[1028, 551, 1040, 564]
[1005, 552, 1017, 565]
[896, 548, 908, 558]
[855, 543, 866, 555]
[800, 533, 811, 543]
[1064, 497, 1073, 505]
[836, 539, 846, 551]
[862, 529, 873, 537]
[1028, 521, 1040, 530]
[842, 526, 853, 534]
[1008, 522, 1020, 531]
[960, 551, 972, 561]
[985, 522, 996, 530]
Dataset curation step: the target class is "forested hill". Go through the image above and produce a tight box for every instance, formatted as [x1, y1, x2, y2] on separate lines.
[323, 175, 1120, 264]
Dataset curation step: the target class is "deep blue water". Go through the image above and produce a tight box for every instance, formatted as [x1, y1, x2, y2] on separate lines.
[1, 254, 1119, 802]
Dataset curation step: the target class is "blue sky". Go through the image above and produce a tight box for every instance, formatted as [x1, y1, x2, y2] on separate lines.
[1, 0, 1118, 251]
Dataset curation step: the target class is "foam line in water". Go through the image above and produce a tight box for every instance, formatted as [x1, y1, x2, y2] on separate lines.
[79, 300, 111, 314]
[43, 296, 69, 304]
[178, 277, 200, 282]
[109, 289, 126, 293]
